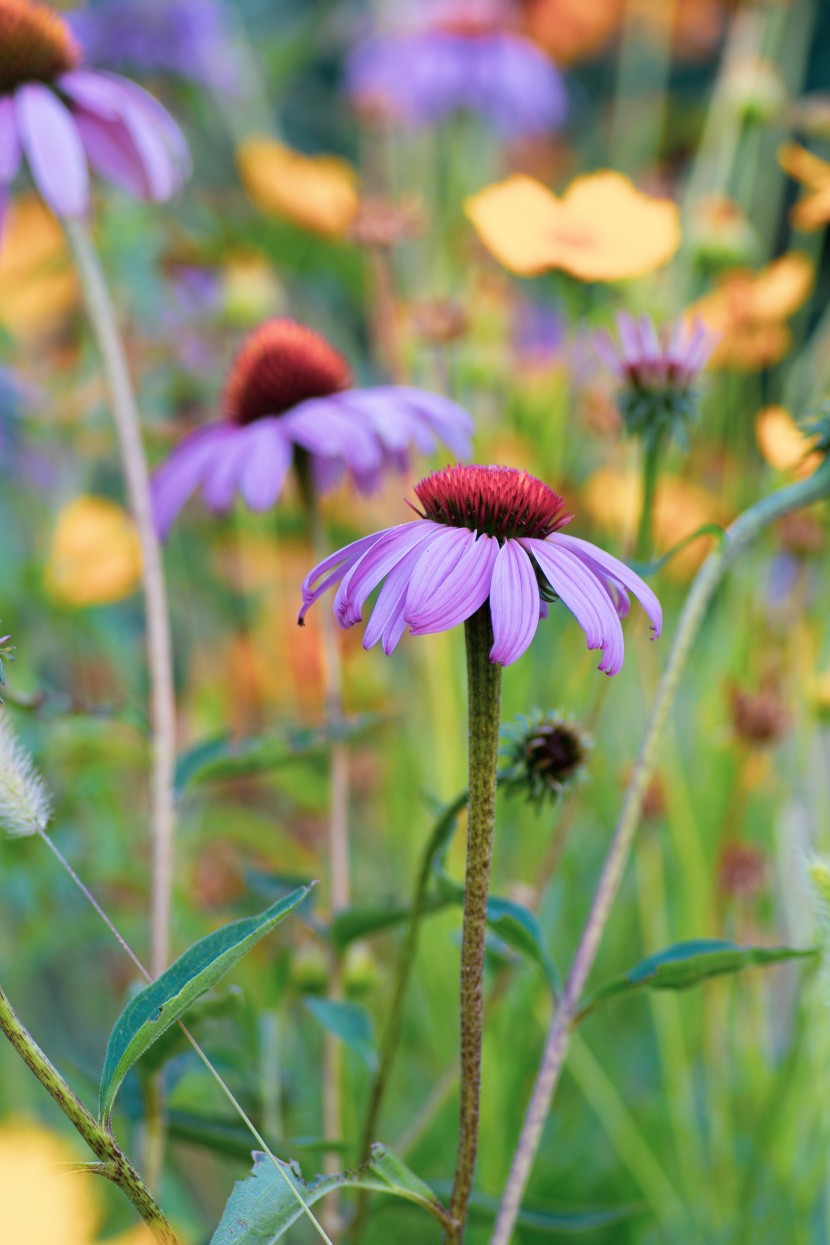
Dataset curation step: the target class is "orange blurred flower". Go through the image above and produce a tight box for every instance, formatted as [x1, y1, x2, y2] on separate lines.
[755, 405, 821, 477]
[519, 0, 622, 64]
[44, 497, 143, 608]
[779, 143, 830, 232]
[465, 171, 680, 281]
[0, 194, 78, 341]
[237, 136, 359, 238]
[688, 253, 814, 370]
[582, 466, 724, 580]
[0, 1119, 158, 1244]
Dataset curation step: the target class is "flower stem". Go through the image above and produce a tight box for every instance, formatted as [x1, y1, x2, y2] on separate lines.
[635, 433, 664, 561]
[351, 790, 469, 1243]
[445, 607, 502, 1244]
[0, 984, 179, 1244]
[490, 457, 830, 1245]
[64, 218, 176, 982]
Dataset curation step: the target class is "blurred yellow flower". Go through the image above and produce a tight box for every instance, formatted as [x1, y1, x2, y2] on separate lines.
[45, 497, 143, 608]
[582, 466, 724, 581]
[0, 1119, 155, 1244]
[0, 194, 78, 342]
[465, 171, 680, 281]
[755, 405, 821, 477]
[779, 143, 830, 232]
[220, 250, 284, 326]
[237, 136, 359, 238]
[688, 253, 814, 370]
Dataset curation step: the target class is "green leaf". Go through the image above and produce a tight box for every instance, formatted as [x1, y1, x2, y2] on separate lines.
[167, 1111, 349, 1162]
[578, 939, 817, 1021]
[210, 1144, 447, 1243]
[303, 997, 377, 1070]
[99, 885, 312, 1122]
[329, 899, 449, 949]
[463, 1191, 639, 1234]
[485, 897, 560, 991]
[175, 718, 379, 796]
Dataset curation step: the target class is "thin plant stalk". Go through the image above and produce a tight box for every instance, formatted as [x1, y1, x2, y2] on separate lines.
[0, 984, 179, 1245]
[351, 790, 468, 1243]
[445, 606, 502, 1244]
[490, 456, 830, 1245]
[64, 218, 176, 982]
[298, 467, 350, 1226]
[635, 433, 665, 561]
[35, 828, 336, 1244]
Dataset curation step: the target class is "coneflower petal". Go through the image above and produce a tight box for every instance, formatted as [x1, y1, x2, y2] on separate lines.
[407, 532, 498, 634]
[489, 539, 540, 665]
[16, 83, 88, 216]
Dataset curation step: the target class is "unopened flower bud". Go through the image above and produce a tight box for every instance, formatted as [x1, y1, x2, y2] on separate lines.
[500, 710, 590, 805]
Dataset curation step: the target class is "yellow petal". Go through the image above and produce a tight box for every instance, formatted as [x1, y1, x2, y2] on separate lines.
[778, 141, 830, 191]
[237, 137, 359, 238]
[466, 171, 680, 282]
[755, 405, 821, 475]
[465, 175, 564, 276]
[0, 194, 78, 341]
[750, 252, 814, 321]
[791, 184, 830, 232]
[0, 1120, 98, 1245]
[44, 496, 143, 609]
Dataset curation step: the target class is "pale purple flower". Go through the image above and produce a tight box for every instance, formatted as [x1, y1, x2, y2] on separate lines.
[299, 465, 661, 671]
[596, 313, 717, 392]
[69, 0, 241, 93]
[346, 1, 566, 137]
[0, 0, 189, 229]
[151, 318, 474, 540]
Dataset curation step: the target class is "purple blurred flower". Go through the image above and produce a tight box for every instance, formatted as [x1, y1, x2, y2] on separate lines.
[513, 299, 567, 369]
[69, 0, 241, 93]
[299, 464, 661, 670]
[152, 318, 474, 539]
[0, 366, 56, 486]
[596, 313, 717, 392]
[0, 0, 189, 228]
[346, 1, 566, 137]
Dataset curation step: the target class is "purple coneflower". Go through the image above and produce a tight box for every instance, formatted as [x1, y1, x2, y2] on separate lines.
[69, 0, 241, 94]
[346, 0, 566, 138]
[299, 464, 661, 671]
[151, 318, 474, 539]
[597, 312, 716, 394]
[0, 0, 189, 227]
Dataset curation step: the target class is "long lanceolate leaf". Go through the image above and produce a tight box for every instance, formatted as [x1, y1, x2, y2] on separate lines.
[99, 885, 312, 1122]
[211, 1145, 449, 1244]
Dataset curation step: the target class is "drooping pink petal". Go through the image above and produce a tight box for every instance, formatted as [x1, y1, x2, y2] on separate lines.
[151, 424, 235, 539]
[16, 85, 89, 217]
[402, 526, 476, 620]
[283, 400, 384, 476]
[72, 107, 153, 198]
[522, 538, 625, 675]
[548, 532, 662, 637]
[488, 539, 541, 665]
[0, 97, 21, 182]
[362, 539, 435, 654]
[299, 529, 397, 623]
[237, 420, 294, 511]
[79, 71, 190, 171]
[334, 522, 440, 627]
[201, 428, 259, 511]
[407, 532, 498, 635]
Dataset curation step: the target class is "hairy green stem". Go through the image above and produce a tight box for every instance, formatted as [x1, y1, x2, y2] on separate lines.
[0, 984, 179, 1243]
[490, 457, 830, 1245]
[445, 608, 502, 1244]
[352, 790, 469, 1242]
[64, 218, 176, 983]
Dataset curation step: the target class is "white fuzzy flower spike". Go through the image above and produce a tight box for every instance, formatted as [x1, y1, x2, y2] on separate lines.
[0, 712, 51, 837]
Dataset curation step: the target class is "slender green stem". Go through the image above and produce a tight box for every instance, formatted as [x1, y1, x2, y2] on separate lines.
[635, 434, 664, 562]
[490, 457, 830, 1245]
[0, 984, 179, 1243]
[444, 608, 502, 1245]
[351, 790, 468, 1243]
[64, 218, 176, 982]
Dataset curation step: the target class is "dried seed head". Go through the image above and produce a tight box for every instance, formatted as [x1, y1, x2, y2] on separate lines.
[348, 196, 423, 249]
[0, 0, 80, 95]
[717, 842, 766, 900]
[0, 712, 51, 837]
[411, 298, 469, 345]
[729, 685, 791, 746]
[224, 319, 352, 426]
